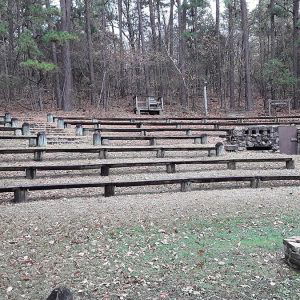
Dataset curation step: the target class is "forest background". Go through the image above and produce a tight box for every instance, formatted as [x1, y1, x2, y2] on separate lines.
[0, 0, 299, 113]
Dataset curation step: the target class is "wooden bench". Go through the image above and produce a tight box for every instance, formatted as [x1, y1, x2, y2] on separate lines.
[0, 132, 47, 147]
[53, 114, 300, 123]
[77, 127, 231, 136]
[0, 157, 294, 179]
[2, 174, 300, 202]
[0, 143, 224, 161]
[92, 134, 209, 146]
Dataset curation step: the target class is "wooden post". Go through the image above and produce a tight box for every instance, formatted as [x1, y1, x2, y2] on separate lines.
[227, 161, 236, 170]
[13, 189, 27, 203]
[100, 166, 110, 176]
[99, 149, 107, 159]
[26, 168, 37, 179]
[104, 185, 115, 197]
[142, 130, 147, 136]
[11, 118, 19, 128]
[149, 138, 157, 146]
[47, 113, 54, 122]
[215, 142, 225, 156]
[37, 132, 47, 147]
[286, 160, 295, 169]
[214, 124, 220, 129]
[92, 118, 98, 123]
[4, 121, 11, 127]
[176, 124, 182, 129]
[57, 118, 65, 129]
[75, 124, 83, 136]
[156, 149, 165, 158]
[34, 150, 44, 161]
[136, 123, 143, 128]
[22, 123, 31, 136]
[166, 163, 176, 173]
[53, 116, 58, 123]
[201, 134, 208, 144]
[94, 123, 100, 129]
[181, 181, 192, 192]
[93, 132, 101, 145]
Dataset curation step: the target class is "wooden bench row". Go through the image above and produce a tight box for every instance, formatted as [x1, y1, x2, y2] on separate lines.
[49, 113, 300, 123]
[76, 126, 231, 136]
[0, 157, 294, 179]
[0, 143, 224, 161]
[2, 174, 300, 202]
[66, 119, 300, 128]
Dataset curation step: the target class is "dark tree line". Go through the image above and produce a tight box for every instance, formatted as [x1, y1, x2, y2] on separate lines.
[0, 0, 299, 112]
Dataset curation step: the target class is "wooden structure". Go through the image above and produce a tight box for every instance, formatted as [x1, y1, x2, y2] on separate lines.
[2, 173, 300, 202]
[134, 96, 163, 115]
[268, 99, 291, 116]
[0, 143, 223, 161]
[284, 236, 300, 268]
[0, 157, 294, 179]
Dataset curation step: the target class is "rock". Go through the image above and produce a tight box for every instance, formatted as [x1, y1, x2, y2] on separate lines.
[46, 287, 74, 300]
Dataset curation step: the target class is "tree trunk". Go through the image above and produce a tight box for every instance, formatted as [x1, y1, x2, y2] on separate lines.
[228, 1, 235, 109]
[85, 0, 96, 105]
[293, 0, 300, 108]
[240, 0, 253, 110]
[60, 0, 73, 111]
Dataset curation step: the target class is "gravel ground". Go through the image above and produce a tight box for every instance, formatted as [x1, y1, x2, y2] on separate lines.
[1, 113, 300, 299]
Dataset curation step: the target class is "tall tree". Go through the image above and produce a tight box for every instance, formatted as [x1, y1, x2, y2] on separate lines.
[60, 0, 73, 111]
[240, 0, 253, 110]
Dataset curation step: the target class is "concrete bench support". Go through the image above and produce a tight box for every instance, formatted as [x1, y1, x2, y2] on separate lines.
[156, 149, 165, 158]
[93, 132, 101, 146]
[166, 163, 176, 173]
[11, 118, 19, 128]
[83, 128, 89, 136]
[104, 185, 115, 197]
[99, 149, 107, 159]
[57, 118, 65, 129]
[181, 181, 192, 192]
[227, 161, 236, 170]
[26, 168, 37, 179]
[47, 113, 54, 122]
[101, 166, 110, 176]
[29, 137, 37, 147]
[250, 178, 260, 188]
[4, 112, 11, 123]
[22, 123, 31, 136]
[37, 132, 47, 147]
[149, 138, 157, 146]
[186, 129, 192, 136]
[34, 151, 44, 161]
[75, 124, 83, 136]
[286, 160, 295, 169]
[13, 189, 27, 203]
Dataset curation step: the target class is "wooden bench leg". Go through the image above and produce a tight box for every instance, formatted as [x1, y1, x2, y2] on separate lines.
[101, 166, 110, 176]
[13, 189, 27, 203]
[181, 181, 192, 192]
[156, 149, 165, 158]
[34, 151, 44, 161]
[104, 185, 115, 197]
[286, 160, 295, 169]
[166, 163, 176, 173]
[25, 168, 37, 179]
[99, 150, 107, 159]
[227, 162, 236, 170]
